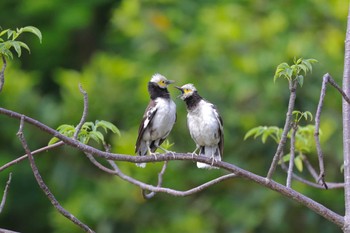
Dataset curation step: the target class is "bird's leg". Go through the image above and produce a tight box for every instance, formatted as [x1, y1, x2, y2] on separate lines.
[156, 145, 176, 159]
[191, 145, 200, 159]
[146, 143, 158, 160]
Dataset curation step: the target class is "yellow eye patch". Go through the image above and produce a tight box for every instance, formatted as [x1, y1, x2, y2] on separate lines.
[158, 80, 166, 87]
[183, 88, 192, 94]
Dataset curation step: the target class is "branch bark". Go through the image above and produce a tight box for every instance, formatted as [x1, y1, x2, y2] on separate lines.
[0, 55, 6, 93]
[16, 116, 94, 233]
[267, 80, 297, 180]
[343, 3, 350, 232]
[0, 172, 12, 214]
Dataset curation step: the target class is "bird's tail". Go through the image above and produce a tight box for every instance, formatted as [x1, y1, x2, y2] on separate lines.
[197, 146, 221, 169]
[135, 142, 148, 168]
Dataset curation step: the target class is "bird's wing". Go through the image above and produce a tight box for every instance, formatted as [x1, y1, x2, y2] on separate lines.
[212, 104, 224, 157]
[135, 100, 158, 153]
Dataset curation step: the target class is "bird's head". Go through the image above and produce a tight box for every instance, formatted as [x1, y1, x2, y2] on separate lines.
[150, 73, 175, 89]
[175, 83, 197, 100]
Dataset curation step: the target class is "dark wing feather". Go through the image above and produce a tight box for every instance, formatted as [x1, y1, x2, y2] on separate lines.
[135, 100, 157, 153]
[212, 104, 224, 157]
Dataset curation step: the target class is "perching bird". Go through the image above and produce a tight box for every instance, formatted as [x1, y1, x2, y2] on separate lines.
[135, 73, 177, 168]
[176, 84, 224, 169]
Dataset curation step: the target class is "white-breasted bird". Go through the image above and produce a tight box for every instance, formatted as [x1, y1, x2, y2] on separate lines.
[135, 74, 177, 168]
[176, 83, 224, 169]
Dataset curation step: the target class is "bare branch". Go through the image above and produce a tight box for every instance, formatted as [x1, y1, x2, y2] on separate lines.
[0, 172, 12, 213]
[85, 153, 237, 197]
[16, 116, 95, 233]
[267, 80, 297, 180]
[287, 123, 297, 188]
[0, 55, 6, 93]
[0, 141, 64, 173]
[73, 83, 88, 140]
[280, 160, 343, 189]
[0, 108, 344, 227]
[325, 73, 350, 105]
[343, 4, 350, 231]
[142, 161, 168, 199]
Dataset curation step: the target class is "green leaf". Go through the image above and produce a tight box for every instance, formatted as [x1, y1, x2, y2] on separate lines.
[89, 131, 105, 144]
[95, 120, 120, 135]
[294, 155, 303, 172]
[0, 29, 9, 38]
[21, 26, 42, 43]
[244, 126, 261, 140]
[11, 41, 22, 57]
[279, 153, 290, 164]
[296, 75, 304, 87]
[48, 137, 60, 145]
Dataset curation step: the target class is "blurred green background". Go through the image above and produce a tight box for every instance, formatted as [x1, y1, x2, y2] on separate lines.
[0, 0, 348, 232]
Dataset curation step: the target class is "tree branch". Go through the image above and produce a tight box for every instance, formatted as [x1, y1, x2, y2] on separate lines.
[0, 141, 64, 173]
[16, 116, 95, 233]
[73, 83, 88, 140]
[0, 172, 12, 214]
[267, 80, 297, 180]
[85, 153, 237, 197]
[142, 161, 168, 199]
[287, 123, 297, 188]
[0, 55, 6, 93]
[0, 107, 344, 227]
[343, 3, 350, 232]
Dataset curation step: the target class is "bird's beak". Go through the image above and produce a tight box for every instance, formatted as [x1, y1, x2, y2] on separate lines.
[174, 86, 184, 98]
[166, 80, 175, 85]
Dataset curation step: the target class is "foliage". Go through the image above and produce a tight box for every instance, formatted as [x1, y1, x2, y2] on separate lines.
[48, 120, 120, 145]
[274, 57, 318, 86]
[0, 26, 42, 59]
[0, 1, 347, 233]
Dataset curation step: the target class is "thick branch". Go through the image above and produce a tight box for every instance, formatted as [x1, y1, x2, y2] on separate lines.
[267, 80, 297, 180]
[343, 3, 350, 232]
[16, 116, 94, 233]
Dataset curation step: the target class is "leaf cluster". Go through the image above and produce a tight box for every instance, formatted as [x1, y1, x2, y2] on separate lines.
[0, 26, 42, 59]
[49, 120, 120, 145]
[274, 58, 318, 87]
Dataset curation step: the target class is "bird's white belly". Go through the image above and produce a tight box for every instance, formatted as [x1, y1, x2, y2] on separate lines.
[188, 112, 219, 146]
[146, 99, 176, 141]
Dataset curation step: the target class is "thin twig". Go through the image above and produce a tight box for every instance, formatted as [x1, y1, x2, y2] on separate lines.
[325, 73, 350, 105]
[0, 141, 64, 173]
[85, 153, 237, 197]
[287, 123, 297, 188]
[314, 74, 327, 187]
[142, 161, 168, 199]
[73, 84, 88, 140]
[0, 54, 7, 93]
[16, 116, 94, 233]
[267, 80, 297, 180]
[280, 159, 342, 189]
[0, 172, 12, 213]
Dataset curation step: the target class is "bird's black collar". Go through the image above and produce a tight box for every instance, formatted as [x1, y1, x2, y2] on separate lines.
[184, 91, 202, 110]
[148, 82, 171, 100]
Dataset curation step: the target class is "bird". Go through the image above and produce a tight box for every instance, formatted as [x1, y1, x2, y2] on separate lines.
[135, 73, 177, 168]
[175, 83, 224, 169]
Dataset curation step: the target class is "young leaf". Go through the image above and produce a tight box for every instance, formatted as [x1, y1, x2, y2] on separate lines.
[48, 137, 60, 145]
[21, 26, 42, 43]
[294, 155, 303, 172]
